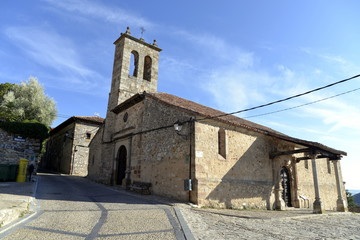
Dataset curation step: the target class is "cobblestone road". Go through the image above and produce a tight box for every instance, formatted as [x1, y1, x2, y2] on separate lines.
[180, 206, 360, 240]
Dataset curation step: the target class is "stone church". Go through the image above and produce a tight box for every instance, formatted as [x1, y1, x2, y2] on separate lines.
[88, 27, 348, 213]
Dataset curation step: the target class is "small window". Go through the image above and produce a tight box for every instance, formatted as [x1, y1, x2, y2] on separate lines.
[64, 131, 70, 142]
[304, 160, 308, 169]
[129, 51, 139, 77]
[218, 128, 226, 158]
[123, 112, 128, 122]
[86, 133, 91, 139]
[143, 56, 152, 81]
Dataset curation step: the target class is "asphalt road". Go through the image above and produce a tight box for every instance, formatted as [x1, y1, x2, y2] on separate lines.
[2, 173, 186, 240]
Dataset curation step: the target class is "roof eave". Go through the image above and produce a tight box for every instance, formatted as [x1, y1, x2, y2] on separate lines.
[50, 116, 104, 136]
[111, 93, 146, 114]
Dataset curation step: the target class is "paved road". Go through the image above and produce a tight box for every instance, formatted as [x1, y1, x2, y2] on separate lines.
[1, 174, 186, 240]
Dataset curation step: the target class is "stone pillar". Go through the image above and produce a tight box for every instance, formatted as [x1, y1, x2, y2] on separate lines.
[311, 154, 325, 214]
[292, 158, 300, 208]
[273, 158, 285, 210]
[275, 185, 286, 210]
[333, 160, 348, 212]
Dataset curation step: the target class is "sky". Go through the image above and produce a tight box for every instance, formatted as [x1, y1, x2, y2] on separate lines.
[1, 0, 360, 190]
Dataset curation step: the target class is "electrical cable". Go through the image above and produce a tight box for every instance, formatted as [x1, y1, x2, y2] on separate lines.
[196, 73, 360, 122]
[56, 74, 360, 139]
[244, 87, 360, 119]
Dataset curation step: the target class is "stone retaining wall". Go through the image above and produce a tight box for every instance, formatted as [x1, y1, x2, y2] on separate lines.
[0, 128, 41, 165]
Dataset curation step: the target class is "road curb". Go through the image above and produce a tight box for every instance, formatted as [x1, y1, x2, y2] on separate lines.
[0, 178, 39, 235]
[174, 206, 196, 240]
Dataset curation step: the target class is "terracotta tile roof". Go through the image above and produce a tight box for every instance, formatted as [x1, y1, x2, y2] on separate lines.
[147, 92, 285, 136]
[146, 92, 346, 156]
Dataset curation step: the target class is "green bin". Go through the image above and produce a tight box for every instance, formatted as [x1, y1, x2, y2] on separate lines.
[8, 165, 18, 181]
[0, 164, 7, 181]
[0, 164, 19, 181]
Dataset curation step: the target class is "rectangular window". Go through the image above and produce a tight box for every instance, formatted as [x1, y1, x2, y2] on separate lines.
[86, 133, 91, 139]
[304, 160, 309, 169]
[218, 128, 226, 159]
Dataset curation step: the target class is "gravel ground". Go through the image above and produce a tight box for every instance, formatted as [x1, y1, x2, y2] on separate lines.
[179, 206, 360, 240]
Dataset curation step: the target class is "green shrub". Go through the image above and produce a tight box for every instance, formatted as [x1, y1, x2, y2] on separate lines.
[0, 121, 49, 140]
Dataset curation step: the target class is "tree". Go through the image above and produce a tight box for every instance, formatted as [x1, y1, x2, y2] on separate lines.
[0, 83, 14, 100]
[346, 190, 358, 207]
[0, 83, 16, 121]
[0, 77, 57, 126]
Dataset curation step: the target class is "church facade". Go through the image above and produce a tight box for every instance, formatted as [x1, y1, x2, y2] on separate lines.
[88, 28, 348, 213]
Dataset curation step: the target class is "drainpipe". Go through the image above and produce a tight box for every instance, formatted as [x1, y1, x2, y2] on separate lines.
[188, 117, 195, 203]
[125, 135, 133, 190]
[175, 117, 195, 202]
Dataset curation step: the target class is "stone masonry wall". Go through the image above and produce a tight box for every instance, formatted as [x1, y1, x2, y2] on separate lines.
[71, 122, 101, 176]
[111, 98, 192, 201]
[194, 121, 275, 209]
[44, 123, 74, 173]
[296, 157, 342, 211]
[88, 126, 114, 184]
[44, 120, 101, 176]
[0, 128, 41, 165]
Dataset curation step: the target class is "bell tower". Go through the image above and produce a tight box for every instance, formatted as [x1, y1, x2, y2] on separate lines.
[107, 27, 162, 113]
[103, 27, 162, 142]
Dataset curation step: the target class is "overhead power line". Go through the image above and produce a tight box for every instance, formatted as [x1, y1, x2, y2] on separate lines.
[54, 74, 360, 138]
[197, 73, 360, 122]
[245, 86, 360, 119]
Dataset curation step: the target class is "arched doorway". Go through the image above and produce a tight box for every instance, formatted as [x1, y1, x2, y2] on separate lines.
[116, 146, 127, 185]
[280, 167, 292, 207]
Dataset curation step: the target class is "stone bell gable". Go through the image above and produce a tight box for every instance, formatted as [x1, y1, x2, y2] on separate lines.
[107, 27, 161, 110]
[103, 27, 161, 143]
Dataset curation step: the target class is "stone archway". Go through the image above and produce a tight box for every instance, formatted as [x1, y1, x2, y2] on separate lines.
[116, 145, 127, 185]
[280, 167, 292, 207]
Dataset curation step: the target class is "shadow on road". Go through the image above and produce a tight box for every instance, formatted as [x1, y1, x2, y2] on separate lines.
[31, 172, 182, 207]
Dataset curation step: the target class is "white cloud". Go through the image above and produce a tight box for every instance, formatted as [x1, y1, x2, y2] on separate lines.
[176, 30, 360, 141]
[174, 30, 255, 67]
[4, 26, 105, 92]
[42, 0, 153, 29]
[161, 56, 202, 75]
[303, 101, 360, 133]
[204, 69, 273, 113]
[171, 30, 275, 112]
[301, 48, 359, 77]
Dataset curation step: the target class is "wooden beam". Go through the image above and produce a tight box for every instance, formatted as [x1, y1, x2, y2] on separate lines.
[296, 157, 310, 162]
[295, 154, 341, 163]
[270, 147, 342, 161]
[270, 148, 311, 159]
